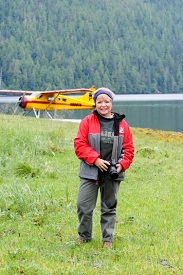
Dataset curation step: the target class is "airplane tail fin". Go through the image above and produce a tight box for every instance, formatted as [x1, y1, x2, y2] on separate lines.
[89, 85, 96, 93]
[75, 86, 96, 107]
[76, 91, 95, 106]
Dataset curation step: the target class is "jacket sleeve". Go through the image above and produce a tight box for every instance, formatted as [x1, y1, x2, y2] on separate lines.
[119, 121, 134, 171]
[74, 117, 100, 165]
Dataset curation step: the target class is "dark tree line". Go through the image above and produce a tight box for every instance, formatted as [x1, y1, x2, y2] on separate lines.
[1, 0, 183, 94]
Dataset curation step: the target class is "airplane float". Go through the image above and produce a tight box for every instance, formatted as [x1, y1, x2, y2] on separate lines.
[0, 86, 96, 118]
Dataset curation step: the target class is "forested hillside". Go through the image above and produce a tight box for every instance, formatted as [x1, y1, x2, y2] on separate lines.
[1, 0, 183, 93]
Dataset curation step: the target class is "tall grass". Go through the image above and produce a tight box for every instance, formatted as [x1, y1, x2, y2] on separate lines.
[0, 114, 183, 274]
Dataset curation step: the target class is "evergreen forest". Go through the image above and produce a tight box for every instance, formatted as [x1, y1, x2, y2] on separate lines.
[1, 0, 183, 94]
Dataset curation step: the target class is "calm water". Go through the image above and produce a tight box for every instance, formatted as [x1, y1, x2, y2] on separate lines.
[0, 94, 183, 132]
[68, 94, 183, 132]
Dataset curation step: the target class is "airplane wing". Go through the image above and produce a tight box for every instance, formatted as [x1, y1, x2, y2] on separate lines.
[0, 90, 32, 95]
[39, 88, 94, 96]
[0, 86, 96, 96]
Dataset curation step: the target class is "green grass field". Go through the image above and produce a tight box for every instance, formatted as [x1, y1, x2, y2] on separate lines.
[0, 114, 183, 275]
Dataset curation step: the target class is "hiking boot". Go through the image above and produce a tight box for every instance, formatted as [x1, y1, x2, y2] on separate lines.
[75, 238, 84, 244]
[75, 238, 91, 244]
[103, 241, 112, 248]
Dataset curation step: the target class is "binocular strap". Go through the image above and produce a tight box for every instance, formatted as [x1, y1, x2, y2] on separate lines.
[100, 176, 117, 209]
[111, 136, 118, 163]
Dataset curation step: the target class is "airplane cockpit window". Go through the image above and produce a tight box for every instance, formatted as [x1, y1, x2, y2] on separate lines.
[48, 97, 54, 101]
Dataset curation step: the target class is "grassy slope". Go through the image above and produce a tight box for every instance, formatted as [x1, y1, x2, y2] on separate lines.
[0, 114, 183, 275]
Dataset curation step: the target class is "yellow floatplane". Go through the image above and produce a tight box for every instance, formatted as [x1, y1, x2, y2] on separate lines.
[0, 86, 96, 118]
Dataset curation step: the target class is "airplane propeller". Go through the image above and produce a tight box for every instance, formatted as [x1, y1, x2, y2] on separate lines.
[13, 91, 27, 115]
[13, 101, 20, 115]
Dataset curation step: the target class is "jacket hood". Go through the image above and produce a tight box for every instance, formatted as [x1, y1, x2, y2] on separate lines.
[93, 110, 125, 136]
